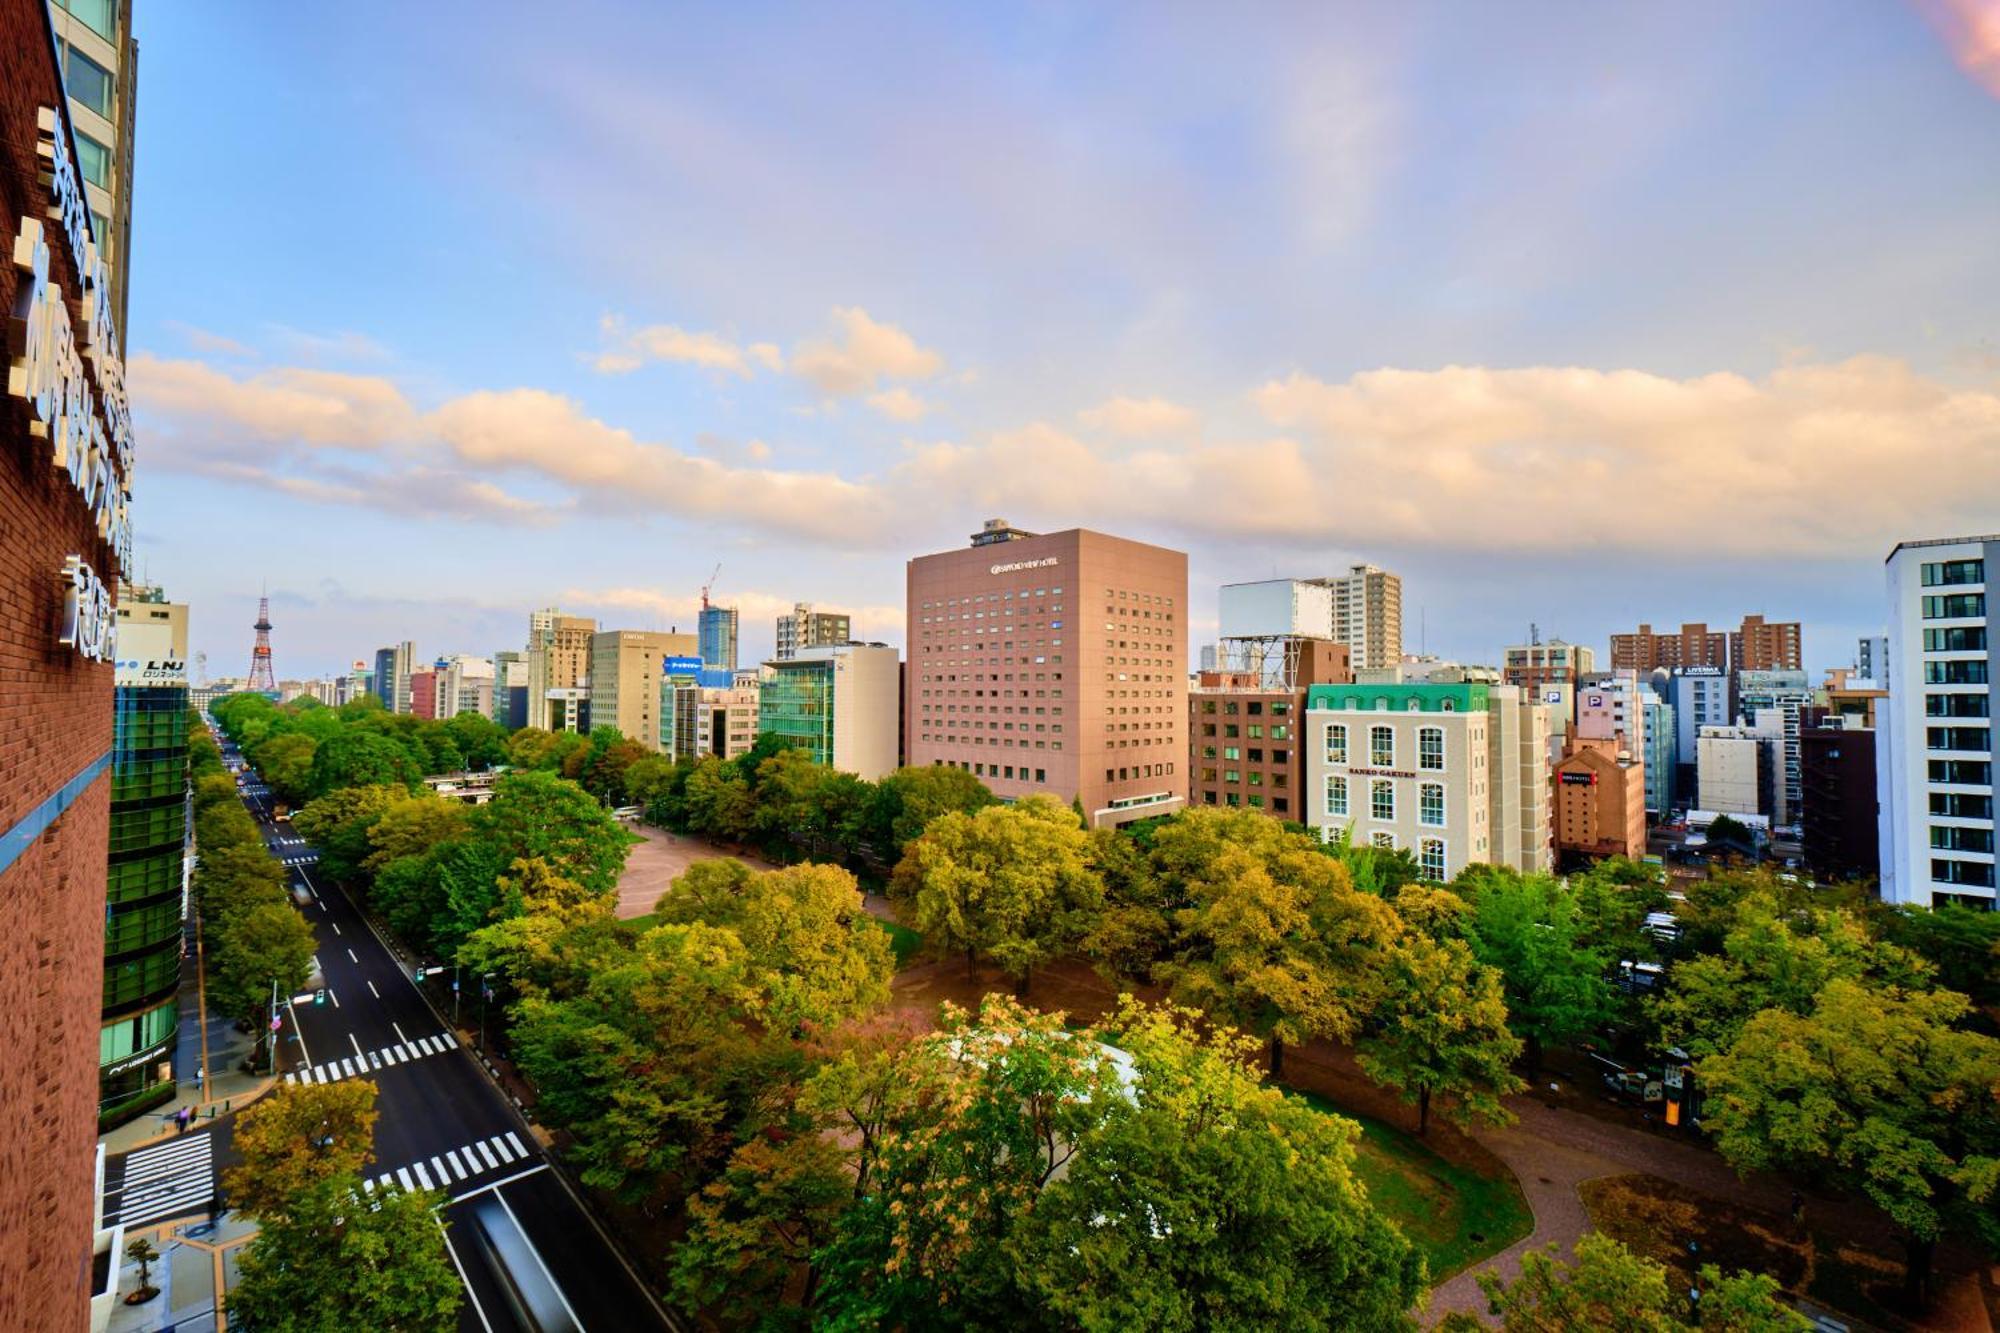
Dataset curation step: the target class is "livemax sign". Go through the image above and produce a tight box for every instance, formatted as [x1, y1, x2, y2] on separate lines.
[8, 105, 134, 663]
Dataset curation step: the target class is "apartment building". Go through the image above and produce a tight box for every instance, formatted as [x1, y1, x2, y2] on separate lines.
[1879, 536, 1996, 907]
[1611, 622, 1728, 673]
[525, 609, 596, 732]
[1732, 614, 1804, 672]
[1307, 564, 1402, 672]
[907, 519, 1187, 826]
[1188, 639, 1351, 818]
[775, 603, 851, 660]
[1502, 638, 1595, 694]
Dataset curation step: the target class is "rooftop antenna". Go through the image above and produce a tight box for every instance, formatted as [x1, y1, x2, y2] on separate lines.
[1530, 621, 1541, 647]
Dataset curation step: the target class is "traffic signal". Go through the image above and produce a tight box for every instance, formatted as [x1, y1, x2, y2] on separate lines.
[314, 989, 326, 1007]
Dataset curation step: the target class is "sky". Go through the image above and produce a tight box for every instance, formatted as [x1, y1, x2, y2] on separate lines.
[122, 1, 2000, 680]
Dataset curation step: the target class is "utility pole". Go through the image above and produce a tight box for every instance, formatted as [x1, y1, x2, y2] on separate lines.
[268, 977, 279, 1077]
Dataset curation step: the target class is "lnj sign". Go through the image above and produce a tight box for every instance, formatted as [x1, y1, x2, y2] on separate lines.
[9, 106, 134, 662]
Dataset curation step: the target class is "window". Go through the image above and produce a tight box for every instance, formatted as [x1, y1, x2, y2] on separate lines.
[1419, 838, 1446, 882]
[1928, 726, 1991, 753]
[1931, 826, 1995, 853]
[1932, 791, 1994, 819]
[1323, 775, 1350, 817]
[1325, 724, 1347, 765]
[1930, 760, 1994, 785]
[65, 47, 114, 119]
[1928, 693, 1991, 718]
[1419, 782, 1445, 827]
[1419, 727, 1444, 771]
[1922, 559, 1985, 587]
[1926, 659, 1990, 685]
[1371, 779, 1394, 821]
[1370, 725, 1394, 767]
[1370, 831, 1397, 851]
[58, 0, 117, 39]
[74, 131, 110, 188]
[1922, 594, 1986, 620]
[1932, 858, 1997, 888]
[1926, 627, 1989, 652]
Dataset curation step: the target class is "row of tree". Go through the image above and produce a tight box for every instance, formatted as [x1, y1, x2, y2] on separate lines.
[212, 692, 510, 809]
[187, 717, 318, 1052]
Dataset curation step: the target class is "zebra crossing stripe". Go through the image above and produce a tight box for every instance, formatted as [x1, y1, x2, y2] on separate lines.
[362, 1178, 376, 1193]
[430, 1156, 450, 1186]
[366, 1052, 380, 1070]
[413, 1161, 434, 1191]
[488, 1136, 516, 1163]
[395, 1167, 415, 1191]
[475, 1141, 499, 1170]
[503, 1132, 528, 1159]
[446, 1149, 468, 1180]
[381, 1045, 402, 1064]
[283, 1072, 296, 1085]
[442, 1032, 459, 1048]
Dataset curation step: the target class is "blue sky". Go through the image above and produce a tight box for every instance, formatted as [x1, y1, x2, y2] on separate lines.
[125, 2, 2000, 679]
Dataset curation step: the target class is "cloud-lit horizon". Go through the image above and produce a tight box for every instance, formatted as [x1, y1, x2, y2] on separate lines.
[125, 3, 2000, 679]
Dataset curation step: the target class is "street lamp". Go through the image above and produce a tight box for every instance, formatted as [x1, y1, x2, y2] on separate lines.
[478, 973, 496, 1052]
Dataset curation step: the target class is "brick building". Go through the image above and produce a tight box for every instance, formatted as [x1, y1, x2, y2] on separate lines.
[1610, 615, 1802, 673]
[1188, 639, 1351, 819]
[1, 3, 140, 1323]
[1553, 735, 1647, 865]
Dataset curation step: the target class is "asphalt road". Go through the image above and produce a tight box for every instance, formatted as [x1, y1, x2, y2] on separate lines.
[215, 726, 675, 1333]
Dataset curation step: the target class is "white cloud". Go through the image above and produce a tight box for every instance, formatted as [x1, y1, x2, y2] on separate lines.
[790, 307, 944, 395]
[592, 316, 762, 376]
[866, 387, 929, 421]
[1078, 395, 1199, 438]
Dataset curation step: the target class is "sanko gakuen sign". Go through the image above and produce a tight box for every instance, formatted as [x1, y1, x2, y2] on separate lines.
[9, 104, 135, 662]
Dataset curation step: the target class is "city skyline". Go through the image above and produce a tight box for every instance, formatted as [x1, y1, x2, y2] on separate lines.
[121, 3, 2000, 675]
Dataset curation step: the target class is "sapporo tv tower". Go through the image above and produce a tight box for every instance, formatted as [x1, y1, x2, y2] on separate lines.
[246, 594, 277, 693]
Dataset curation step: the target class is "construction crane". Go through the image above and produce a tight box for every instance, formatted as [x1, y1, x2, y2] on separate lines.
[700, 563, 722, 610]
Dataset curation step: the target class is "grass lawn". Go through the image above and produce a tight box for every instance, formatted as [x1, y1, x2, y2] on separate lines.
[874, 917, 924, 968]
[1291, 1090, 1533, 1282]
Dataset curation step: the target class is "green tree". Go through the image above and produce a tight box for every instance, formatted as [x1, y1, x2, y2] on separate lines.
[210, 902, 317, 1034]
[361, 794, 469, 877]
[223, 1080, 379, 1217]
[305, 730, 420, 799]
[670, 1132, 851, 1324]
[893, 795, 1104, 994]
[227, 1176, 462, 1332]
[292, 785, 404, 884]
[253, 732, 319, 807]
[1009, 997, 1427, 1333]
[1462, 871, 1611, 1072]
[442, 710, 508, 770]
[1440, 1233, 1808, 1331]
[1081, 824, 1171, 984]
[621, 754, 680, 811]
[1359, 934, 1525, 1134]
[859, 764, 996, 853]
[1879, 901, 2000, 1009]
[1701, 979, 2000, 1306]
[471, 770, 630, 895]
[1151, 808, 1399, 1075]
[753, 747, 867, 860]
[734, 864, 893, 1032]
[684, 757, 757, 842]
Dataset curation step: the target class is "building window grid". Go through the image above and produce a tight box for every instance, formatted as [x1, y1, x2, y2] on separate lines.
[1371, 778, 1394, 822]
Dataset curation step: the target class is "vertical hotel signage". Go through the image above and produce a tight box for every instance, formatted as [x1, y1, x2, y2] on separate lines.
[9, 105, 134, 661]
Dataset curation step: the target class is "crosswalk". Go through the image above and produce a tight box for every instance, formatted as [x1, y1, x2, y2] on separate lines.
[282, 1031, 459, 1086]
[361, 1130, 536, 1197]
[106, 1132, 214, 1228]
[279, 852, 318, 866]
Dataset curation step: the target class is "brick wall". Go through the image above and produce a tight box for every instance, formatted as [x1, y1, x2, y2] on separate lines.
[0, 0, 130, 1323]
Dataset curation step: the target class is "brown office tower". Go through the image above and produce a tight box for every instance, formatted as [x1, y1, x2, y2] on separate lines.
[1730, 614, 1803, 672]
[908, 520, 1188, 826]
[1189, 639, 1351, 818]
[1, 2, 140, 1322]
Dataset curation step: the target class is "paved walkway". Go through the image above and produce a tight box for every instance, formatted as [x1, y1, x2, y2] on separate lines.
[613, 825, 773, 919]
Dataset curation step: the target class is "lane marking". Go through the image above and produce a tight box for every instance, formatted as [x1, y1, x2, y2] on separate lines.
[349, 1032, 364, 1059]
[362, 1177, 376, 1193]
[328, 988, 340, 1009]
[366, 1052, 380, 1070]
[347, 947, 358, 963]
[392, 1021, 410, 1047]
[440, 1223, 497, 1333]
[331, 921, 341, 936]
[367, 980, 380, 999]
[431, 1156, 450, 1187]
[494, 1187, 586, 1332]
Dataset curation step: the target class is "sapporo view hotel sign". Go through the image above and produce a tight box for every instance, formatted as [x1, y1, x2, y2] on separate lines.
[10, 103, 133, 661]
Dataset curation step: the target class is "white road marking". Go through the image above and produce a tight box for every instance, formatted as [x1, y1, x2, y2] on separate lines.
[475, 1141, 499, 1170]
[366, 980, 380, 998]
[349, 1032, 364, 1059]
[347, 947, 358, 963]
[440, 1223, 496, 1333]
[447, 1163, 548, 1203]
[366, 1052, 380, 1070]
[396, 1167, 415, 1191]
[362, 1177, 376, 1193]
[446, 1149, 468, 1180]
[488, 1135, 517, 1163]
[330, 921, 341, 936]
[503, 1131, 528, 1159]
[328, 987, 340, 1009]
[430, 1156, 450, 1186]
[341, 1058, 357, 1078]
[413, 1161, 434, 1191]
[392, 1021, 410, 1046]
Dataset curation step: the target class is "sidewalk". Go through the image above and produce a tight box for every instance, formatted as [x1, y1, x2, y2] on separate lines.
[101, 969, 277, 1156]
[104, 1209, 257, 1333]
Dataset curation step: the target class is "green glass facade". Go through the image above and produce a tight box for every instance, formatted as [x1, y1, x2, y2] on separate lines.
[759, 659, 836, 766]
[1305, 682, 1489, 714]
[100, 684, 188, 1121]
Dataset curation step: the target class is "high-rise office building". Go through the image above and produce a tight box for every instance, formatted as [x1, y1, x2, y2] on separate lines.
[491, 650, 528, 728]
[1878, 536, 1995, 908]
[1, 7, 140, 1319]
[524, 609, 595, 732]
[699, 603, 739, 672]
[101, 591, 188, 1128]
[760, 643, 902, 779]
[589, 629, 698, 750]
[908, 519, 1188, 825]
[377, 640, 416, 714]
[775, 602, 851, 660]
[1307, 564, 1402, 672]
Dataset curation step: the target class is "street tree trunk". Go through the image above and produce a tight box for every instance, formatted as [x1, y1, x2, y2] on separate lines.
[1903, 1236, 1935, 1310]
[1418, 1085, 1431, 1136]
[1014, 966, 1031, 999]
[1269, 1035, 1286, 1079]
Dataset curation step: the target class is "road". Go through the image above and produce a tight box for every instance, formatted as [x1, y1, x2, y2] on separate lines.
[215, 723, 675, 1333]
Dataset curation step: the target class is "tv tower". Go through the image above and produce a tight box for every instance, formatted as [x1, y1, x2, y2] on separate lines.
[247, 595, 277, 693]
